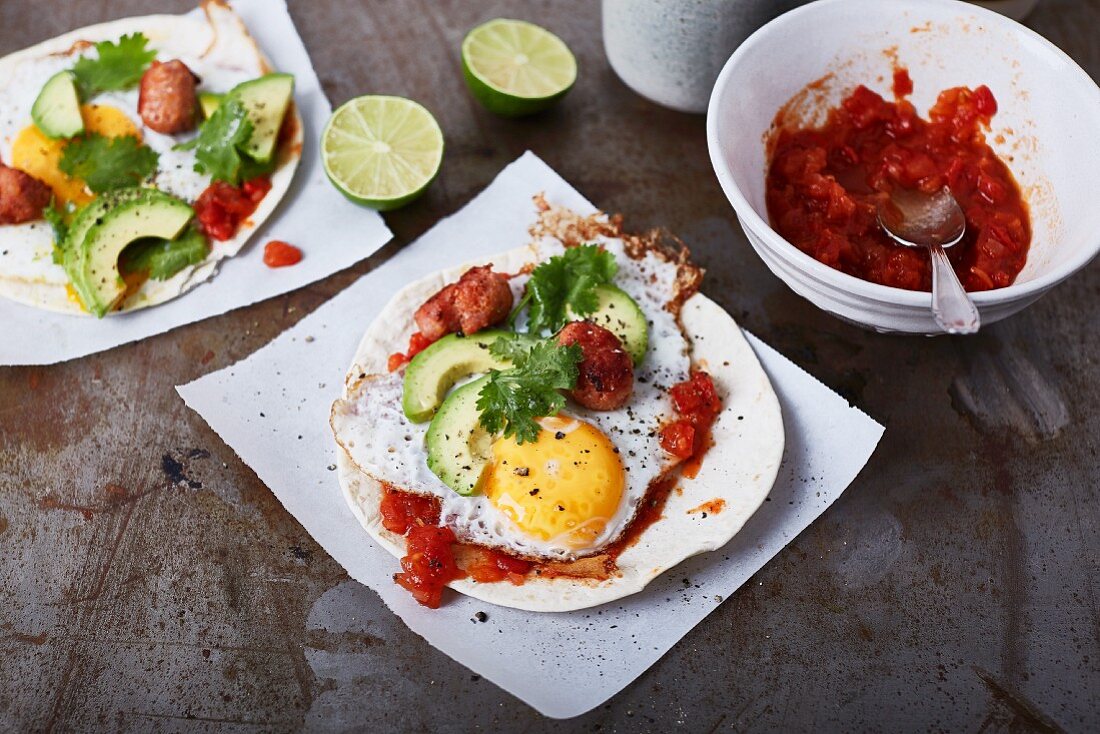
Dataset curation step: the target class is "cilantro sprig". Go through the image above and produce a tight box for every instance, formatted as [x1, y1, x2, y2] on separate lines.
[58, 133, 158, 193]
[514, 244, 618, 334]
[476, 337, 582, 444]
[176, 97, 270, 184]
[72, 33, 156, 98]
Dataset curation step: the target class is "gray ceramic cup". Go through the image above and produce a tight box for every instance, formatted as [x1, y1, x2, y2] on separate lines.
[602, 0, 809, 113]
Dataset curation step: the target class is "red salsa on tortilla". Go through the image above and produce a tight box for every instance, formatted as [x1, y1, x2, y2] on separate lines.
[194, 176, 271, 241]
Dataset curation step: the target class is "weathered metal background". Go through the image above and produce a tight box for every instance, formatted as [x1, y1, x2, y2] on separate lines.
[1, 0, 1097, 731]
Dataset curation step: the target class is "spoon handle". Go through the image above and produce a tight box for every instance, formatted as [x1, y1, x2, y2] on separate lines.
[930, 245, 980, 334]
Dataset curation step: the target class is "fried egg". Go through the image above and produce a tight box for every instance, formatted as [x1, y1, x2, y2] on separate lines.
[332, 238, 691, 561]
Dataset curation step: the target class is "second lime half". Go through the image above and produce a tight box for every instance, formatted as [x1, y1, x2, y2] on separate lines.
[461, 19, 577, 117]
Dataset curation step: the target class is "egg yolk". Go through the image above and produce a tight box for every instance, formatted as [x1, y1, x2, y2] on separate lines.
[11, 104, 141, 206]
[484, 415, 625, 550]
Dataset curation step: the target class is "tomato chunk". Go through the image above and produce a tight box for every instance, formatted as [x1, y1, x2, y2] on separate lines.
[660, 371, 721, 460]
[892, 68, 913, 97]
[659, 420, 696, 460]
[394, 525, 467, 609]
[194, 176, 271, 241]
[386, 352, 406, 373]
[669, 371, 722, 417]
[973, 84, 998, 117]
[379, 486, 440, 535]
[263, 240, 302, 268]
[387, 331, 437, 373]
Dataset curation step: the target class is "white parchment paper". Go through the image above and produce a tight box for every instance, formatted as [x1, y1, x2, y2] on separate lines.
[178, 152, 884, 719]
[0, 0, 391, 366]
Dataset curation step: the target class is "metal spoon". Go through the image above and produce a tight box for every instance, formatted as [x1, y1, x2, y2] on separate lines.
[877, 186, 980, 334]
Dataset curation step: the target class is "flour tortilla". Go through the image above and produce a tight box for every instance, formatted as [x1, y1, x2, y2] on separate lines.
[334, 211, 785, 612]
[0, 0, 303, 315]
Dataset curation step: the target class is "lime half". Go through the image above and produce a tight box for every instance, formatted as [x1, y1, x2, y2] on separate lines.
[321, 95, 444, 211]
[461, 19, 577, 117]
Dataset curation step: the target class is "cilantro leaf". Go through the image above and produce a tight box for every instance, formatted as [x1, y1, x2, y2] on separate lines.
[177, 97, 254, 184]
[120, 226, 209, 281]
[59, 134, 158, 192]
[523, 245, 619, 334]
[487, 332, 543, 366]
[477, 340, 582, 444]
[71, 33, 156, 98]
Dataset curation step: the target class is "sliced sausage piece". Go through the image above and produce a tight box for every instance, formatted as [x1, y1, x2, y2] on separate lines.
[414, 265, 513, 340]
[0, 163, 51, 225]
[452, 265, 514, 336]
[414, 282, 459, 342]
[138, 60, 200, 135]
[556, 321, 634, 411]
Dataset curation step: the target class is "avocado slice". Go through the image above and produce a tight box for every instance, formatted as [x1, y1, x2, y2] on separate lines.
[425, 375, 495, 496]
[566, 284, 649, 365]
[69, 190, 193, 317]
[402, 330, 511, 423]
[228, 73, 294, 164]
[61, 188, 150, 289]
[198, 91, 224, 120]
[32, 70, 84, 139]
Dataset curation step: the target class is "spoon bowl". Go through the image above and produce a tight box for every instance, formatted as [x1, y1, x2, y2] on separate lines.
[877, 187, 966, 249]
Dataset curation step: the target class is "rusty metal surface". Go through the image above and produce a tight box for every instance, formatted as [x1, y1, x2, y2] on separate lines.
[1, 0, 1098, 731]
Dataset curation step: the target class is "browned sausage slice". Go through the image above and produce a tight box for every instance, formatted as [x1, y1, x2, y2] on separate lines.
[414, 265, 513, 340]
[138, 60, 200, 135]
[557, 321, 634, 411]
[0, 163, 51, 225]
[414, 282, 459, 342]
[452, 265, 513, 336]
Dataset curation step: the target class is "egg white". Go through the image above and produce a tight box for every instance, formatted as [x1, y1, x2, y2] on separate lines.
[333, 240, 691, 561]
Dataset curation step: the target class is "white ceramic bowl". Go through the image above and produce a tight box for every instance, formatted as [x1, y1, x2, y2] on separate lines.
[706, 0, 1100, 334]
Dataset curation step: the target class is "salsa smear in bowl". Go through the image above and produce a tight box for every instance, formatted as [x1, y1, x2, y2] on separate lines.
[765, 70, 1031, 292]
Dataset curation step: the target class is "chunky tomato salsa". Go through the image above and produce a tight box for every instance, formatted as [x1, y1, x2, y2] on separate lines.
[194, 176, 272, 242]
[659, 371, 721, 461]
[380, 485, 532, 608]
[765, 73, 1030, 291]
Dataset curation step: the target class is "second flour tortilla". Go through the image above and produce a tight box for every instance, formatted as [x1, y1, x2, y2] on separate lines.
[0, 0, 303, 315]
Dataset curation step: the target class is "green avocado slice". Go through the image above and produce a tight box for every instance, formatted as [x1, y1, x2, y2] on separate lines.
[32, 70, 84, 139]
[425, 375, 495, 496]
[229, 73, 294, 163]
[68, 189, 193, 317]
[402, 330, 511, 423]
